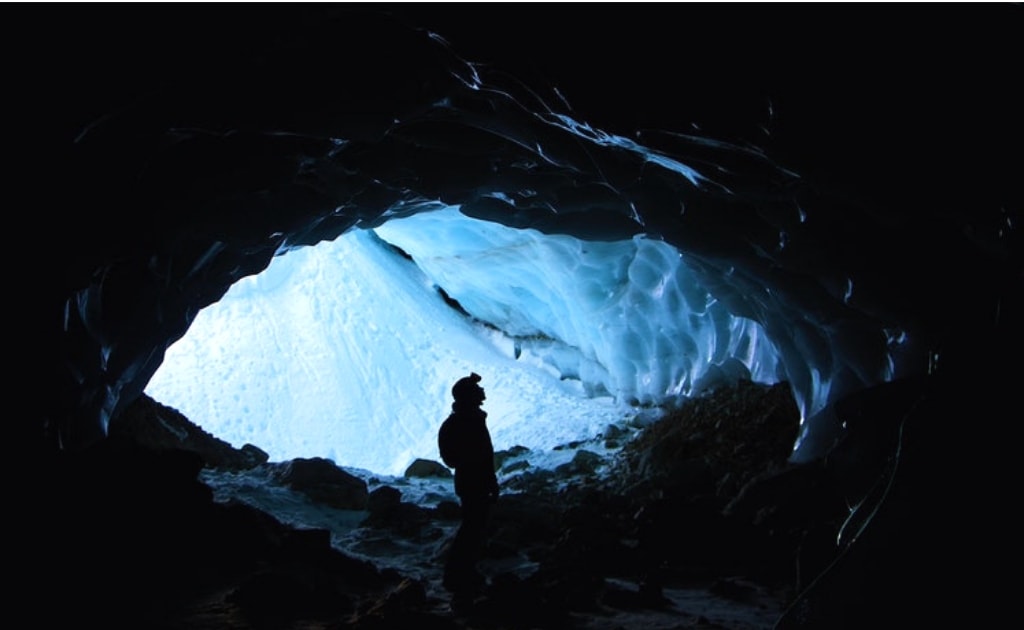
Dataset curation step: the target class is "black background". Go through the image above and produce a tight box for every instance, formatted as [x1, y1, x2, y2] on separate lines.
[10, 2, 1021, 219]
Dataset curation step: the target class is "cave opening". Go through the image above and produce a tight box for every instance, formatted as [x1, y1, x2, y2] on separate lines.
[145, 205, 788, 477]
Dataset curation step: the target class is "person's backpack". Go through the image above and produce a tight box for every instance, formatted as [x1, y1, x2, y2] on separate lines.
[438, 416, 460, 468]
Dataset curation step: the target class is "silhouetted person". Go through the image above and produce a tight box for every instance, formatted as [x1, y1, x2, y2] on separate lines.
[438, 372, 499, 593]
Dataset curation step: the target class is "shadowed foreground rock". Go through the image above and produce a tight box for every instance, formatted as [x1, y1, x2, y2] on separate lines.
[21, 380, 901, 629]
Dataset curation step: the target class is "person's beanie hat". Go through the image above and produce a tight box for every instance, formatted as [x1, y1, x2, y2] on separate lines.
[452, 372, 483, 400]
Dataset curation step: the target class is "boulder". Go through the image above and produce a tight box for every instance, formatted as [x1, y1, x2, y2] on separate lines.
[404, 458, 452, 478]
[268, 457, 369, 510]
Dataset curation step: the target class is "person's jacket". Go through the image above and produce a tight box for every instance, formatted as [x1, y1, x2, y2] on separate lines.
[438, 405, 499, 499]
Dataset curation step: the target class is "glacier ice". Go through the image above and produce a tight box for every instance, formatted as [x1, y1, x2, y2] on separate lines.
[374, 206, 784, 404]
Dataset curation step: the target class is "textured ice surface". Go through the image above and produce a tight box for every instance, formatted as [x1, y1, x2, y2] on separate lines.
[375, 206, 783, 404]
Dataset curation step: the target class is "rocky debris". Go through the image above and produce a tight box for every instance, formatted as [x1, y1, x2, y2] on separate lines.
[109, 392, 269, 470]
[367, 484, 403, 513]
[435, 499, 462, 521]
[484, 492, 566, 566]
[494, 444, 530, 470]
[578, 380, 849, 593]
[43, 379, 860, 628]
[601, 422, 632, 449]
[554, 448, 604, 478]
[616, 379, 801, 506]
[347, 577, 447, 630]
[337, 379, 829, 624]
[441, 571, 578, 630]
[483, 380, 843, 609]
[362, 494, 436, 537]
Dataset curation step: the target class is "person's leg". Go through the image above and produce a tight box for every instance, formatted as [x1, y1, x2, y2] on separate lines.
[444, 495, 490, 590]
[461, 496, 491, 575]
[445, 518, 469, 585]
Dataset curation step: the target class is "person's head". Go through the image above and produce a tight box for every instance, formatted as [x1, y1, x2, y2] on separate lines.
[451, 372, 485, 407]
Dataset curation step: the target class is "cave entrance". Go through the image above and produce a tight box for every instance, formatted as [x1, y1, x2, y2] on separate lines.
[144, 218, 633, 476]
[146, 207, 783, 476]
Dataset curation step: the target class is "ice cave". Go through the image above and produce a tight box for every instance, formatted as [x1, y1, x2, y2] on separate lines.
[19, 5, 1021, 630]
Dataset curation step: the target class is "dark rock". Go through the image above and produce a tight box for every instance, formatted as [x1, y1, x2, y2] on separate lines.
[227, 567, 353, 624]
[602, 580, 671, 610]
[367, 485, 402, 513]
[462, 571, 575, 628]
[362, 577, 428, 616]
[266, 457, 369, 509]
[24, 437, 399, 628]
[502, 467, 556, 494]
[435, 499, 461, 521]
[500, 458, 531, 474]
[238, 443, 271, 467]
[403, 457, 452, 478]
[528, 564, 608, 613]
[363, 487, 434, 536]
[618, 380, 801, 506]
[368, 503, 436, 538]
[603, 423, 627, 440]
[554, 449, 603, 476]
[486, 493, 565, 560]
[710, 576, 759, 603]
[109, 392, 269, 470]
[494, 444, 530, 470]
[725, 460, 846, 538]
